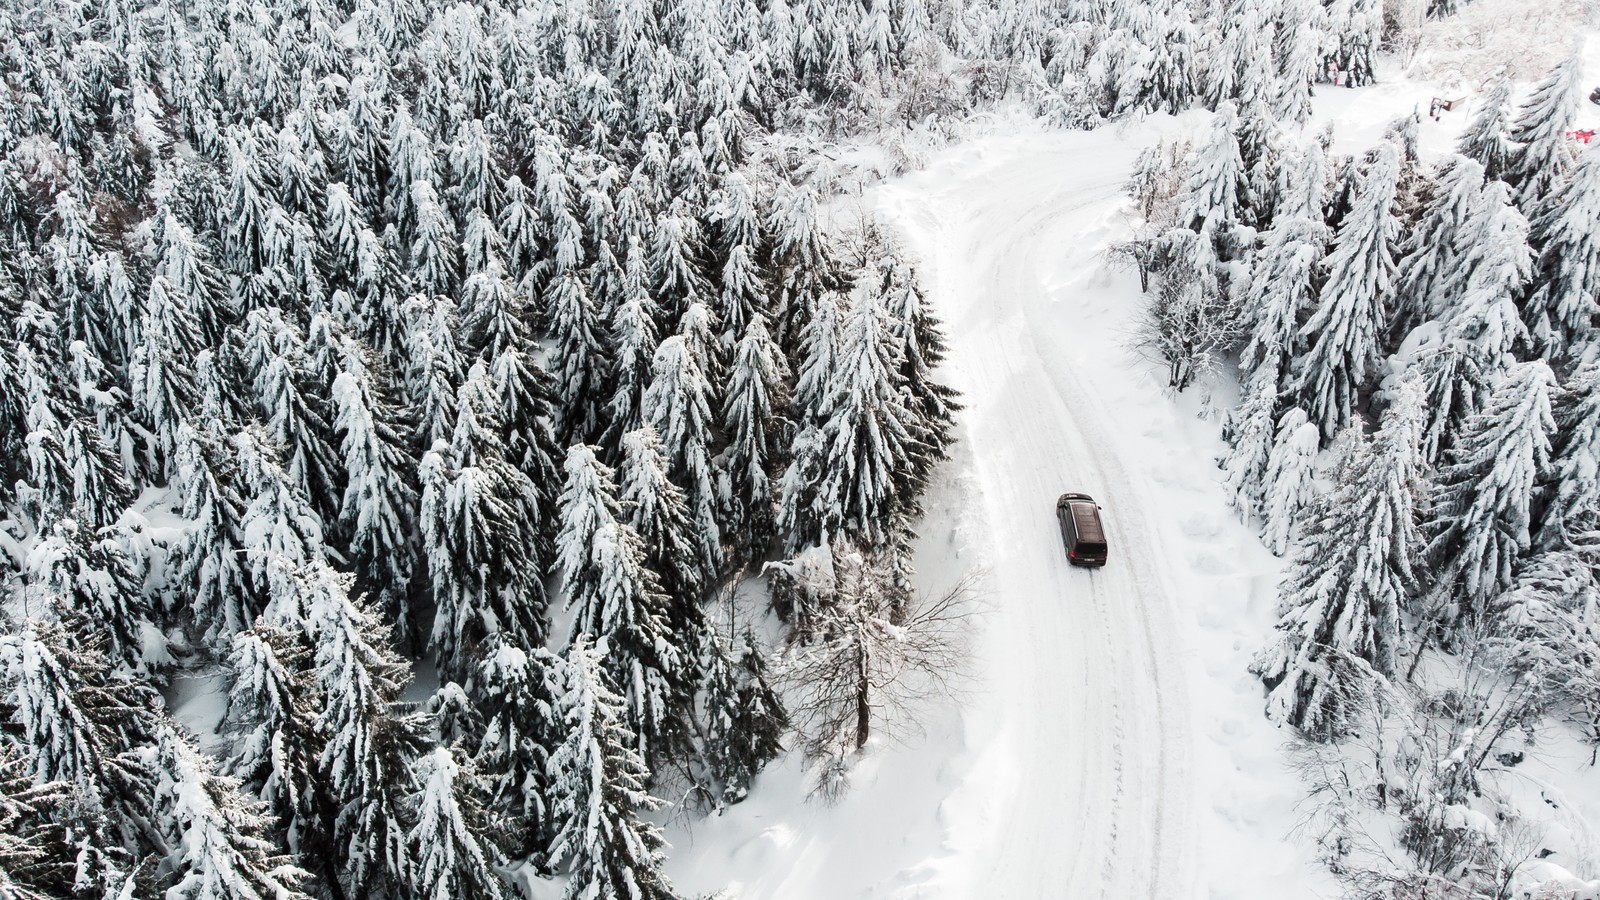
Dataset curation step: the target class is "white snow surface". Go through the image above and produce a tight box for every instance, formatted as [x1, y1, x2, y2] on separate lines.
[667, 115, 1333, 899]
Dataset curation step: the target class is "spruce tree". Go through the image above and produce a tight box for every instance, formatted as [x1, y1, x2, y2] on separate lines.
[23, 517, 152, 675]
[547, 270, 607, 443]
[305, 561, 420, 899]
[1424, 361, 1556, 630]
[403, 748, 509, 900]
[0, 616, 159, 868]
[220, 624, 324, 859]
[600, 239, 663, 452]
[547, 637, 683, 900]
[1253, 381, 1424, 738]
[1239, 139, 1329, 393]
[698, 626, 786, 805]
[239, 308, 342, 523]
[619, 426, 706, 623]
[1457, 78, 1516, 183]
[1260, 407, 1320, 555]
[418, 363, 548, 678]
[473, 639, 562, 855]
[172, 422, 257, 642]
[642, 336, 724, 585]
[723, 316, 791, 565]
[1538, 362, 1600, 551]
[1293, 144, 1401, 441]
[881, 257, 960, 506]
[1525, 143, 1600, 359]
[556, 446, 691, 758]
[1506, 50, 1584, 213]
[403, 293, 466, 453]
[1177, 102, 1247, 239]
[819, 286, 917, 549]
[1220, 371, 1280, 526]
[150, 722, 312, 900]
[1393, 155, 1485, 334]
[130, 274, 203, 471]
[331, 337, 418, 628]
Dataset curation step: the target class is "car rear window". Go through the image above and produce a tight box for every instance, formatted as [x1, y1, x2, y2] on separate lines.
[1070, 503, 1104, 543]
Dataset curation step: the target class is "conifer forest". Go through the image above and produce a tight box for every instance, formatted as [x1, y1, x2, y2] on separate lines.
[1, 0, 1599, 897]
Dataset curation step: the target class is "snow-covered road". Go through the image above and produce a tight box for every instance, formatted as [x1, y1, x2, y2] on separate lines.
[879, 138, 1200, 899]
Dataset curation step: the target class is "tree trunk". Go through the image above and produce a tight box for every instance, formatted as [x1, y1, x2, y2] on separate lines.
[855, 647, 871, 750]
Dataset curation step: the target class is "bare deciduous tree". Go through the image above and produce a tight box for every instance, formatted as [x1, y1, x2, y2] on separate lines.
[777, 544, 977, 802]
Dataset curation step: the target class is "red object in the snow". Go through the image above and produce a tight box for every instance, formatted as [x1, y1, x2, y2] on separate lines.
[1568, 129, 1596, 144]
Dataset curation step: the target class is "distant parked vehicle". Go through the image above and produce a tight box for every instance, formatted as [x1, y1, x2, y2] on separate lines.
[1056, 493, 1108, 568]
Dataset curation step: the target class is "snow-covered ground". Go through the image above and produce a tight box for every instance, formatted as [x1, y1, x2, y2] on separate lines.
[668, 43, 1600, 898]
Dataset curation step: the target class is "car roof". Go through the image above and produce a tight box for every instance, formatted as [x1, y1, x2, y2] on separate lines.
[1067, 501, 1105, 543]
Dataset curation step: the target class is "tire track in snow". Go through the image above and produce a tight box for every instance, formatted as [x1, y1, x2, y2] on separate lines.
[879, 146, 1198, 900]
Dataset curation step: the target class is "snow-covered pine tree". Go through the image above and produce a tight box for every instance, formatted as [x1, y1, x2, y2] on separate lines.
[1271, 0, 1323, 125]
[15, 345, 134, 532]
[1323, 0, 1381, 87]
[1411, 178, 1533, 464]
[555, 444, 691, 758]
[619, 426, 706, 627]
[331, 336, 418, 630]
[0, 744, 72, 899]
[459, 257, 523, 360]
[1457, 78, 1516, 183]
[1506, 50, 1584, 213]
[150, 721, 312, 900]
[129, 274, 202, 471]
[1239, 138, 1329, 397]
[777, 424, 829, 555]
[419, 363, 548, 678]
[1220, 370, 1280, 526]
[1524, 142, 1600, 360]
[1177, 102, 1247, 242]
[403, 747, 509, 900]
[546, 637, 683, 900]
[220, 624, 325, 864]
[723, 315, 791, 566]
[239, 308, 342, 523]
[232, 428, 328, 623]
[1293, 143, 1401, 441]
[819, 284, 918, 550]
[305, 561, 421, 899]
[600, 240, 663, 456]
[1393, 155, 1485, 336]
[1423, 360, 1556, 632]
[473, 638, 562, 856]
[698, 625, 786, 806]
[1538, 362, 1600, 551]
[1253, 379, 1425, 738]
[23, 516, 152, 675]
[0, 615, 159, 871]
[678, 300, 728, 407]
[881, 257, 960, 507]
[547, 270, 607, 444]
[643, 335, 725, 585]
[157, 211, 234, 345]
[403, 293, 467, 452]
[172, 422, 256, 642]
[1260, 406, 1321, 555]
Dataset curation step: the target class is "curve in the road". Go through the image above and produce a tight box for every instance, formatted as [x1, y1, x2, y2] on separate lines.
[881, 143, 1198, 900]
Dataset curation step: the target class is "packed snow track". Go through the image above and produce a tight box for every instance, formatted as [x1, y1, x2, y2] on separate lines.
[879, 137, 1200, 899]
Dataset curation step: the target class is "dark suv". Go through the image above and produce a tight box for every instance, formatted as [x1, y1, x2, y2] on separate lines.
[1057, 493, 1108, 567]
